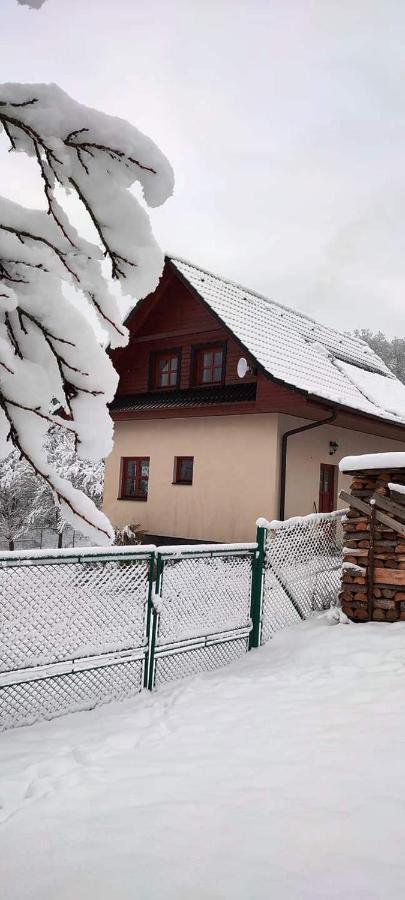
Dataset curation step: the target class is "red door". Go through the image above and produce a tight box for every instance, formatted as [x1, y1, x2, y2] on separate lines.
[319, 464, 337, 513]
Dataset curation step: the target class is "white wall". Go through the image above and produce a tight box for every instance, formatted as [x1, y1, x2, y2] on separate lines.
[280, 415, 405, 519]
[104, 414, 279, 542]
[104, 412, 405, 542]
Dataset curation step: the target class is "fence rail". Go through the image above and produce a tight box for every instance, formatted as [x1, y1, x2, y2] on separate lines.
[0, 513, 345, 731]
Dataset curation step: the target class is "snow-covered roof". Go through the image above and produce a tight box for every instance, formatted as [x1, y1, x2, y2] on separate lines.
[170, 257, 405, 428]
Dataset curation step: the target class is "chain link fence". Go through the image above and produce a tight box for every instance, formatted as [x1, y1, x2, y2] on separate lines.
[260, 511, 345, 643]
[0, 513, 344, 731]
[0, 524, 90, 552]
[0, 546, 154, 730]
[150, 544, 255, 688]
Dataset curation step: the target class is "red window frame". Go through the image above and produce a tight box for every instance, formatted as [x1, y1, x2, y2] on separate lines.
[120, 457, 150, 500]
[174, 456, 194, 485]
[151, 350, 180, 390]
[193, 344, 225, 386]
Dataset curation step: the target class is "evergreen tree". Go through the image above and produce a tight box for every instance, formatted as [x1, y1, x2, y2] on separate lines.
[353, 329, 405, 385]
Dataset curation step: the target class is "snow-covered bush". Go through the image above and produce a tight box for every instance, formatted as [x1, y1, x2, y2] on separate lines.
[0, 84, 173, 544]
[114, 523, 144, 546]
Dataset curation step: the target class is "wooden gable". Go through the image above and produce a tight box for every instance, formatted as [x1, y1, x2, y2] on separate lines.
[111, 262, 257, 396]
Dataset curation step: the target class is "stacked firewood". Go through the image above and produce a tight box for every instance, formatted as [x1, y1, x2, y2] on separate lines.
[339, 466, 405, 622]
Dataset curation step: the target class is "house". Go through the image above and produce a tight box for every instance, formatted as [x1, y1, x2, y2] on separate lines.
[103, 257, 405, 543]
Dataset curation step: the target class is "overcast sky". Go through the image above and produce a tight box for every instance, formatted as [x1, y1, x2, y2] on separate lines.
[2, 0, 405, 335]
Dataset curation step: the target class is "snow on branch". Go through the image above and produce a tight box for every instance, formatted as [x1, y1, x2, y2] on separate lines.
[0, 83, 173, 544]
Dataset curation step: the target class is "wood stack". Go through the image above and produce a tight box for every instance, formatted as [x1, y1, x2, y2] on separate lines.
[339, 463, 405, 622]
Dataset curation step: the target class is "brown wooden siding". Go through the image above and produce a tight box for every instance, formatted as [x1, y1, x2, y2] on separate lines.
[256, 376, 305, 412]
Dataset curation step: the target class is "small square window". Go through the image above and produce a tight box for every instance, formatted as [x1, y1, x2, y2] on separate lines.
[174, 456, 194, 485]
[120, 457, 150, 499]
[194, 345, 225, 386]
[152, 351, 180, 389]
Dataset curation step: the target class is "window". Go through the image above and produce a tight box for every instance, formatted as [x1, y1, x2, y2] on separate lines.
[174, 456, 194, 485]
[194, 345, 225, 385]
[152, 351, 180, 389]
[120, 457, 150, 500]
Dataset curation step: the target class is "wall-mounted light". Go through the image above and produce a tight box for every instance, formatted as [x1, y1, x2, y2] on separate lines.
[329, 441, 339, 456]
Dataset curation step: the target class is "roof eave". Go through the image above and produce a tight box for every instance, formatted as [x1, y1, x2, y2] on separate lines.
[304, 393, 405, 433]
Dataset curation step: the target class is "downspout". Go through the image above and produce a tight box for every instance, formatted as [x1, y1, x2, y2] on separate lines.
[279, 409, 337, 520]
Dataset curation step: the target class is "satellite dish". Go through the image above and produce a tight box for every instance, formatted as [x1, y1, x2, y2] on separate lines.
[237, 357, 249, 378]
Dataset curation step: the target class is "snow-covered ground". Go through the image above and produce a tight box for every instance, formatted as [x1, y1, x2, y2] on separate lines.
[2, 614, 405, 899]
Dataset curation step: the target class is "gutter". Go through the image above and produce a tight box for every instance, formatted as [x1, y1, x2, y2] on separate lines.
[278, 409, 337, 520]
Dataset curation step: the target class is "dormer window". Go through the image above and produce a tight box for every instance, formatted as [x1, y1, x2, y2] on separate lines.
[152, 350, 180, 389]
[194, 344, 226, 386]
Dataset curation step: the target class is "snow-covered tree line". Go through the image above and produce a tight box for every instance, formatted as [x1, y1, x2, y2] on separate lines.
[0, 83, 173, 544]
[352, 329, 405, 385]
[0, 427, 103, 549]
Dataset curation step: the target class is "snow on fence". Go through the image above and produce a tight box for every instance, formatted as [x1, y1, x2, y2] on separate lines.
[260, 510, 345, 643]
[0, 546, 154, 731]
[0, 512, 344, 730]
[150, 544, 256, 688]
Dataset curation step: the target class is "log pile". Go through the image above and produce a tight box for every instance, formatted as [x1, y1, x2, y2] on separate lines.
[339, 463, 405, 622]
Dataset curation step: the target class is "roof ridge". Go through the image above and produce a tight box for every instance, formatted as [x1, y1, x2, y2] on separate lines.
[168, 255, 373, 355]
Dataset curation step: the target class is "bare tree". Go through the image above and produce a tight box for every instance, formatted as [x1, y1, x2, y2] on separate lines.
[0, 83, 173, 543]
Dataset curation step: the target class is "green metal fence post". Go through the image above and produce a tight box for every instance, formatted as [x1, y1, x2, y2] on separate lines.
[143, 551, 157, 689]
[249, 525, 266, 649]
[146, 552, 163, 691]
